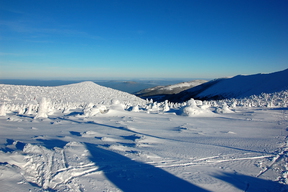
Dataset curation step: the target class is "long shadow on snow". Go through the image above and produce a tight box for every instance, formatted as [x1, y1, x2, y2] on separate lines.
[269, 107, 288, 111]
[214, 172, 286, 192]
[53, 117, 165, 140]
[54, 117, 272, 155]
[84, 142, 210, 192]
[0, 139, 26, 152]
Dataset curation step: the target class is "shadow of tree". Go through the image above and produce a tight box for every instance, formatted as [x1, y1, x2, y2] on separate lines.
[84, 142, 210, 192]
[0, 139, 26, 152]
[69, 131, 82, 136]
[214, 172, 286, 192]
[31, 137, 210, 191]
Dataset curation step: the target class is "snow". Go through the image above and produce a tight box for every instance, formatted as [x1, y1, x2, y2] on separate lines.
[135, 80, 207, 97]
[196, 68, 288, 99]
[0, 81, 288, 192]
[160, 80, 208, 91]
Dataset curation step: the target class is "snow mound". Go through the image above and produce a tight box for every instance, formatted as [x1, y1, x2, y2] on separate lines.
[0, 81, 145, 107]
[181, 99, 213, 116]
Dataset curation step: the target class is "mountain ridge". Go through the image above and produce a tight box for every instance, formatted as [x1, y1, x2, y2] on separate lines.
[135, 68, 288, 102]
[134, 80, 208, 99]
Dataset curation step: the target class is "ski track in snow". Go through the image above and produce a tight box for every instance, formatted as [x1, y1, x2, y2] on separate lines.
[0, 81, 288, 192]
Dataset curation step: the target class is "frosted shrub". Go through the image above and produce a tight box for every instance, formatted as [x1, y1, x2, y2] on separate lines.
[163, 100, 170, 112]
[47, 99, 55, 115]
[151, 102, 159, 111]
[62, 107, 71, 114]
[195, 100, 203, 106]
[145, 103, 152, 110]
[18, 104, 26, 115]
[0, 103, 6, 116]
[181, 106, 199, 116]
[111, 99, 120, 105]
[200, 101, 210, 110]
[230, 101, 237, 108]
[222, 103, 234, 113]
[215, 103, 234, 114]
[131, 105, 139, 112]
[110, 99, 126, 111]
[187, 98, 197, 107]
[34, 97, 48, 119]
[86, 103, 94, 109]
[83, 105, 108, 116]
[25, 104, 34, 115]
[181, 99, 204, 116]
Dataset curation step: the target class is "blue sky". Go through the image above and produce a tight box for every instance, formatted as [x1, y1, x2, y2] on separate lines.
[0, 0, 287, 80]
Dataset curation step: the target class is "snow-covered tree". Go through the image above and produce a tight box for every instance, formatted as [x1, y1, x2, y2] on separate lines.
[34, 97, 48, 119]
[0, 103, 6, 116]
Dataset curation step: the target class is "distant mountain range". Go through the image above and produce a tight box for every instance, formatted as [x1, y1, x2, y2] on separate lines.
[135, 68, 288, 102]
[134, 80, 207, 100]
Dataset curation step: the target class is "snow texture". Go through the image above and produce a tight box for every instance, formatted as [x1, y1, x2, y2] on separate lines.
[0, 77, 288, 192]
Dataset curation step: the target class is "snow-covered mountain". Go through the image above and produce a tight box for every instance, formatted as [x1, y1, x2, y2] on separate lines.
[135, 80, 207, 101]
[0, 77, 288, 192]
[195, 68, 288, 100]
[138, 68, 288, 102]
[0, 81, 145, 106]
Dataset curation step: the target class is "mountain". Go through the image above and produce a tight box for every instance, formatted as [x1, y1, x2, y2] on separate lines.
[0, 81, 145, 106]
[136, 68, 288, 102]
[134, 80, 208, 101]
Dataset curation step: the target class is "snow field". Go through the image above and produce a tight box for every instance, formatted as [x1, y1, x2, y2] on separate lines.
[0, 81, 287, 192]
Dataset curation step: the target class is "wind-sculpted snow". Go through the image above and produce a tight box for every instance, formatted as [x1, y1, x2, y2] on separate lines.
[0, 81, 288, 191]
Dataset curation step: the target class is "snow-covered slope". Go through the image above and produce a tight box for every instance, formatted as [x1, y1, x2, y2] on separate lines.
[135, 80, 207, 100]
[0, 81, 288, 192]
[0, 81, 145, 106]
[196, 68, 288, 100]
[157, 69, 288, 102]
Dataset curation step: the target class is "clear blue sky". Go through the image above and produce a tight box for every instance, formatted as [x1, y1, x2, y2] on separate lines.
[0, 0, 287, 80]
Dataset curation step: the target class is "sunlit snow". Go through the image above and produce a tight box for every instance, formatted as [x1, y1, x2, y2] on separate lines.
[0, 81, 287, 192]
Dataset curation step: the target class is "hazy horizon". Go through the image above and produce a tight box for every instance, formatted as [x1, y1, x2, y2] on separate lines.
[0, 78, 207, 93]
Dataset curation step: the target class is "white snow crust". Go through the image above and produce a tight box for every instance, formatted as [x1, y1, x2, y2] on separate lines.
[0, 81, 287, 192]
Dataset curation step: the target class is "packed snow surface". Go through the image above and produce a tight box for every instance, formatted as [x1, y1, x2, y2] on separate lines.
[0, 81, 288, 192]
